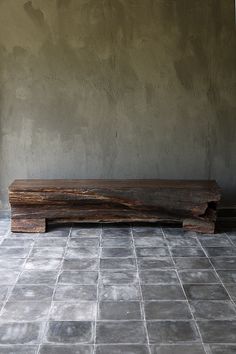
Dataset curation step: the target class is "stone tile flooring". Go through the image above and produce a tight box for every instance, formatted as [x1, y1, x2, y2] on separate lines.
[0, 219, 236, 353]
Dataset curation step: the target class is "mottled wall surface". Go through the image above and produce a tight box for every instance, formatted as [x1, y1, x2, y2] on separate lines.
[0, 0, 236, 208]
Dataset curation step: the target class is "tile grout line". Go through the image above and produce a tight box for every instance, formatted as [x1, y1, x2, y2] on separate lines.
[0, 223, 10, 245]
[94, 225, 102, 354]
[196, 233, 236, 353]
[196, 235, 236, 310]
[221, 232, 235, 247]
[131, 225, 152, 354]
[36, 226, 72, 354]
[0, 228, 41, 353]
[0, 229, 40, 318]
[0, 225, 17, 316]
[161, 228, 208, 354]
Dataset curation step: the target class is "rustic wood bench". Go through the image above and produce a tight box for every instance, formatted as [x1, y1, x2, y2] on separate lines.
[9, 179, 221, 233]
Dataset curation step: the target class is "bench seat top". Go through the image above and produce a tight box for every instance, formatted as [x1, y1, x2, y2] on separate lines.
[9, 179, 220, 194]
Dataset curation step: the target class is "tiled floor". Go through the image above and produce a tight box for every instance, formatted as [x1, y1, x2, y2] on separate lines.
[0, 219, 236, 353]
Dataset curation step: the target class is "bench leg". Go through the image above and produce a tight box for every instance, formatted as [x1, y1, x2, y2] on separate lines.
[11, 218, 46, 233]
[183, 218, 215, 234]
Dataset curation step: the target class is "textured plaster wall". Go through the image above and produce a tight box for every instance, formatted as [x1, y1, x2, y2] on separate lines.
[0, 0, 236, 208]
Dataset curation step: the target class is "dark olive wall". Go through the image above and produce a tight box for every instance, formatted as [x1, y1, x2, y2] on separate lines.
[0, 0, 236, 209]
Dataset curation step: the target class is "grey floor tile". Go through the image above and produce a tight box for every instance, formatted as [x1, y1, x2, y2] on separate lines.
[178, 270, 219, 284]
[98, 301, 142, 320]
[132, 228, 163, 236]
[197, 320, 236, 343]
[141, 285, 185, 300]
[63, 258, 99, 270]
[147, 320, 200, 344]
[45, 321, 94, 344]
[0, 220, 9, 224]
[99, 284, 141, 301]
[17, 271, 58, 284]
[101, 247, 134, 258]
[101, 236, 132, 248]
[173, 257, 213, 269]
[24, 258, 62, 271]
[71, 224, 102, 237]
[100, 258, 136, 270]
[0, 247, 30, 258]
[44, 229, 70, 237]
[204, 247, 236, 257]
[0, 239, 34, 247]
[0, 234, 7, 240]
[207, 344, 236, 354]
[190, 300, 236, 320]
[0, 301, 51, 321]
[163, 228, 196, 237]
[0, 286, 10, 301]
[69, 237, 99, 248]
[71, 228, 101, 237]
[0, 270, 20, 285]
[65, 247, 99, 259]
[0, 234, 8, 240]
[9, 285, 54, 301]
[137, 257, 174, 270]
[7, 233, 38, 239]
[184, 284, 229, 300]
[144, 301, 192, 320]
[210, 257, 236, 269]
[96, 344, 149, 354]
[217, 270, 236, 283]
[0, 322, 42, 344]
[170, 247, 205, 257]
[225, 284, 236, 300]
[54, 284, 97, 301]
[50, 302, 97, 321]
[133, 236, 166, 247]
[166, 236, 199, 247]
[136, 247, 170, 257]
[140, 270, 179, 284]
[96, 321, 147, 344]
[35, 237, 67, 247]
[0, 345, 37, 354]
[0, 258, 26, 270]
[30, 247, 65, 259]
[0, 220, 10, 226]
[198, 235, 232, 247]
[102, 228, 131, 237]
[1, 224, 236, 351]
[39, 344, 93, 354]
[150, 344, 206, 354]
[229, 236, 236, 246]
[100, 270, 138, 285]
[58, 271, 98, 284]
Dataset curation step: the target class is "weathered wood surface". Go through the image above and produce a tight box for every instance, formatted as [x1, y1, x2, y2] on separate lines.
[9, 179, 221, 233]
[11, 218, 46, 233]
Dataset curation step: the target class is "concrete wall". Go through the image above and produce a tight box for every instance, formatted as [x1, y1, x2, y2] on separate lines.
[0, 0, 236, 209]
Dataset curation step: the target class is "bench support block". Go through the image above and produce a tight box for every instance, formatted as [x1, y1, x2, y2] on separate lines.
[11, 218, 46, 233]
[183, 218, 215, 234]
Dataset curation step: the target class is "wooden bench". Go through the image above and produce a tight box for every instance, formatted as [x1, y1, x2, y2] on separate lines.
[9, 179, 221, 233]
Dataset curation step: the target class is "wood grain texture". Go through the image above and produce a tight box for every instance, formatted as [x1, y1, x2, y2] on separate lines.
[9, 179, 221, 233]
[11, 218, 46, 233]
